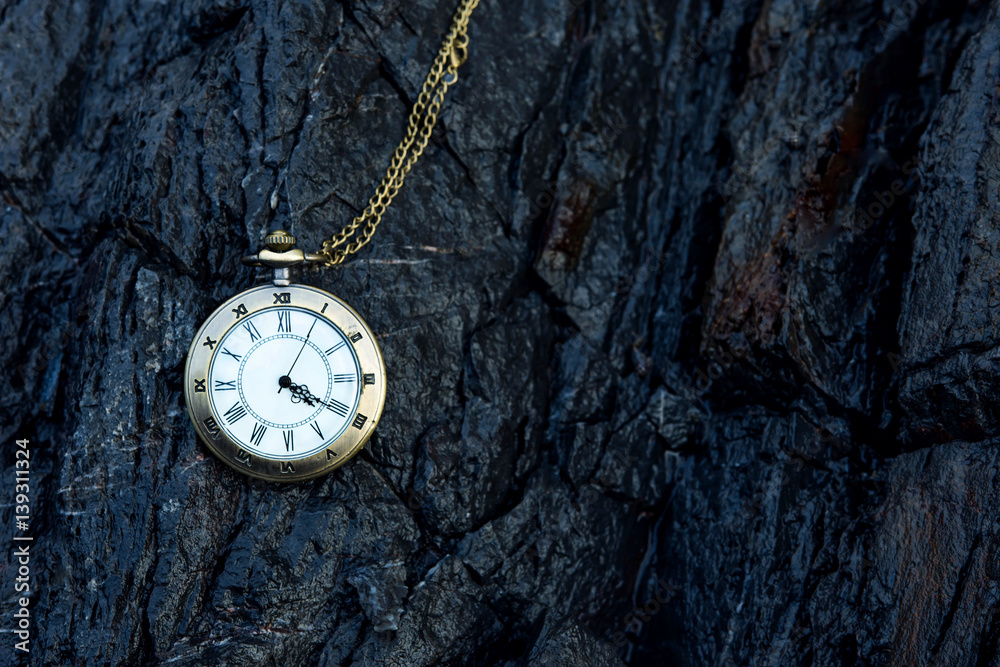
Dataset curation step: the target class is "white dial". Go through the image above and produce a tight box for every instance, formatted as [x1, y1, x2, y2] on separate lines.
[207, 307, 361, 459]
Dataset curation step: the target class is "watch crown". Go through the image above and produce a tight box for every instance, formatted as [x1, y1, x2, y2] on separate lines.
[264, 230, 296, 252]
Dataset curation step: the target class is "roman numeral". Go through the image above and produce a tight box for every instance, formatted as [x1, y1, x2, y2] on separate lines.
[281, 461, 296, 474]
[325, 399, 350, 418]
[194, 378, 206, 393]
[352, 413, 368, 430]
[277, 310, 292, 332]
[326, 449, 336, 460]
[310, 422, 324, 439]
[220, 348, 242, 363]
[349, 332, 363, 343]
[234, 449, 252, 467]
[232, 303, 248, 319]
[273, 292, 291, 304]
[334, 374, 355, 383]
[363, 373, 376, 386]
[203, 416, 221, 438]
[325, 341, 345, 355]
[223, 402, 247, 424]
[283, 430, 294, 452]
[243, 320, 261, 342]
[203, 336, 217, 350]
[214, 380, 236, 391]
[321, 303, 329, 314]
[251, 423, 267, 447]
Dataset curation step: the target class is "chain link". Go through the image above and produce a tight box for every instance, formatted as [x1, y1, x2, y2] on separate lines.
[318, 0, 481, 265]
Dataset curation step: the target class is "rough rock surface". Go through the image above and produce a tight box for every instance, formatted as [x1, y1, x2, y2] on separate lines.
[2, 0, 1000, 665]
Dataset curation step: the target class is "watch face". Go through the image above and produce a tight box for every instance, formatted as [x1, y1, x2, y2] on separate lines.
[184, 284, 386, 482]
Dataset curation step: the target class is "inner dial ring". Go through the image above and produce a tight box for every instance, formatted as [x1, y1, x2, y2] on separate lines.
[237, 334, 332, 429]
[207, 305, 363, 460]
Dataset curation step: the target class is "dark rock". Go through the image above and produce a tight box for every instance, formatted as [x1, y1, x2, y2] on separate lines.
[4, 0, 1000, 665]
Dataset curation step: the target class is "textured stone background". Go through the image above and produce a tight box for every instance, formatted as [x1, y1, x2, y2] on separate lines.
[2, 0, 1000, 664]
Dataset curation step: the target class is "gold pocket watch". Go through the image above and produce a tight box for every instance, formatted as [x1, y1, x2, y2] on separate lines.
[183, 0, 480, 481]
[184, 231, 386, 482]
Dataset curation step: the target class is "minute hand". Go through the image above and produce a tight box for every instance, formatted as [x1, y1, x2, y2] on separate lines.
[279, 319, 318, 393]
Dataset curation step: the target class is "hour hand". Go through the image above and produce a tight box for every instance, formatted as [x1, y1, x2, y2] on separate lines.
[286, 380, 322, 407]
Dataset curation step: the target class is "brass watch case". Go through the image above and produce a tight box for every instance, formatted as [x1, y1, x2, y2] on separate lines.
[184, 284, 386, 482]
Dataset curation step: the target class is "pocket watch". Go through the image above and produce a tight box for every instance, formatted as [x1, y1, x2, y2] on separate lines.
[184, 231, 387, 482]
[182, 0, 481, 481]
